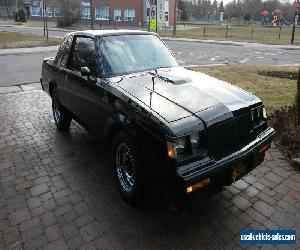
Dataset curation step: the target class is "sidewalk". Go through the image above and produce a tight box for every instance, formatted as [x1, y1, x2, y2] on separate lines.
[0, 46, 58, 56]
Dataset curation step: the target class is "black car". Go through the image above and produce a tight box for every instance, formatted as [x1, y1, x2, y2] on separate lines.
[41, 30, 275, 205]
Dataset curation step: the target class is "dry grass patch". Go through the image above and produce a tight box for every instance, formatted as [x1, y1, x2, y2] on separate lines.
[190, 65, 298, 113]
[0, 31, 61, 49]
[160, 25, 300, 45]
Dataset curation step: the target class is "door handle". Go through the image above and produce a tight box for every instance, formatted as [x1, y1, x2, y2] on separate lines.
[65, 74, 69, 81]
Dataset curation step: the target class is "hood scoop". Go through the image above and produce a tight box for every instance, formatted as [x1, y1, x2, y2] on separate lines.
[156, 71, 191, 85]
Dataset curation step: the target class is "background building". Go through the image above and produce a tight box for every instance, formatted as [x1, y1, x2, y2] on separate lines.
[0, 0, 175, 28]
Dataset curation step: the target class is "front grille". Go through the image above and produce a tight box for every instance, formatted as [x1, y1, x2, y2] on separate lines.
[208, 112, 254, 161]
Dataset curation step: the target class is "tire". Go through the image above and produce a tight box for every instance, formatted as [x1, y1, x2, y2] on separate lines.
[112, 131, 145, 205]
[52, 88, 72, 131]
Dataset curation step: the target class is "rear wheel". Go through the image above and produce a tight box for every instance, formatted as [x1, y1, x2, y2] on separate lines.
[52, 89, 72, 131]
[112, 131, 145, 205]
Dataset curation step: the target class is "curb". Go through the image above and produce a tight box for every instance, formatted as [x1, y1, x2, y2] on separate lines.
[162, 37, 243, 46]
[0, 82, 42, 94]
[0, 46, 58, 56]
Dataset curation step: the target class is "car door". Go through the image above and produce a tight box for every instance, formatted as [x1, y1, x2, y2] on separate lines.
[52, 34, 73, 108]
[64, 35, 107, 134]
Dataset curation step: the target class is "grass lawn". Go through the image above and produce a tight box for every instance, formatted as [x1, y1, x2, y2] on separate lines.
[160, 25, 300, 45]
[190, 65, 298, 113]
[0, 31, 61, 49]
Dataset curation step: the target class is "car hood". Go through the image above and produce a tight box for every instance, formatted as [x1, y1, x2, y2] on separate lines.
[113, 67, 260, 124]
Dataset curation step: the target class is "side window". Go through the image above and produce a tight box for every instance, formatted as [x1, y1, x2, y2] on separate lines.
[70, 36, 98, 77]
[55, 35, 73, 68]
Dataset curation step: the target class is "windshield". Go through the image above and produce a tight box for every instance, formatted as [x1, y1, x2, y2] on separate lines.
[96, 34, 178, 77]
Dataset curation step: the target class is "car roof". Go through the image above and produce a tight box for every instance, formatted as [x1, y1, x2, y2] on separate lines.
[67, 29, 155, 38]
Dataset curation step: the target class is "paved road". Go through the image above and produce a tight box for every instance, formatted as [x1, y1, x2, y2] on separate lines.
[0, 90, 299, 249]
[1, 25, 300, 87]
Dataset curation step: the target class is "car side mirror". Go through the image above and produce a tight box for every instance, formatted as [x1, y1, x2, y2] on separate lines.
[81, 67, 91, 77]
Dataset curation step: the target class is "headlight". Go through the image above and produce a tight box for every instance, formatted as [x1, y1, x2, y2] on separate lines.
[262, 107, 268, 119]
[251, 106, 267, 123]
[167, 137, 187, 159]
[166, 132, 207, 159]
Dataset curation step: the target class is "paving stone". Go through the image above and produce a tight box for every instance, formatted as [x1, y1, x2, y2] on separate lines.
[44, 238, 68, 250]
[232, 179, 249, 190]
[231, 195, 251, 210]
[80, 221, 103, 242]
[31, 183, 49, 196]
[4, 226, 21, 245]
[61, 222, 80, 240]
[265, 172, 283, 184]
[253, 201, 276, 218]
[19, 217, 41, 232]
[68, 235, 85, 249]
[270, 211, 295, 228]
[244, 186, 259, 198]
[252, 181, 265, 191]
[245, 207, 268, 224]
[21, 225, 44, 241]
[8, 208, 31, 226]
[27, 197, 42, 209]
[23, 234, 48, 250]
[41, 212, 57, 227]
[0, 91, 298, 249]
[45, 224, 63, 241]
[40, 192, 52, 202]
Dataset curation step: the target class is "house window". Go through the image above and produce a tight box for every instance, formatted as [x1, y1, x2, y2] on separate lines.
[114, 8, 121, 21]
[124, 9, 135, 21]
[82, 6, 91, 19]
[46, 6, 54, 17]
[31, 6, 40, 16]
[55, 6, 61, 17]
[95, 7, 109, 20]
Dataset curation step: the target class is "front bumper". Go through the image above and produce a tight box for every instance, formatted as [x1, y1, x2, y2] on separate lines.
[177, 127, 276, 190]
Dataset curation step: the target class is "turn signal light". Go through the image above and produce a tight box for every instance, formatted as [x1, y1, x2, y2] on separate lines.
[259, 144, 271, 154]
[186, 177, 210, 194]
[167, 141, 176, 159]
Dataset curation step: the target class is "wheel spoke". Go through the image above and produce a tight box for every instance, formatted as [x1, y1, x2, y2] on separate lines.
[115, 142, 135, 192]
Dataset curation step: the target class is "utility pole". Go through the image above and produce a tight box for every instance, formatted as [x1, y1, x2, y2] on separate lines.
[172, 0, 178, 36]
[43, 0, 46, 37]
[45, 0, 48, 41]
[156, 1, 158, 33]
[291, 12, 297, 44]
[90, 0, 95, 30]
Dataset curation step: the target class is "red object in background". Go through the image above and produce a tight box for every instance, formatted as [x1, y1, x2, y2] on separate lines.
[296, 0, 300, 12]
[262, 9, 269, 17]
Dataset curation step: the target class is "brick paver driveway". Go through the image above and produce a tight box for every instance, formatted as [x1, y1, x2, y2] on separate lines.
[0, 90, 299, 250]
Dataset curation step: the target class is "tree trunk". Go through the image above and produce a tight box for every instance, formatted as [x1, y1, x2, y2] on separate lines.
[173, 0, 178, 36]
[296, 67, 300, 113]
[90, 0, 95, 30]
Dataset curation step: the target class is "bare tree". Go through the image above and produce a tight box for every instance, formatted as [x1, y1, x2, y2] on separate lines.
[56, 0, 81, 27]
[90, 0, 95, 29]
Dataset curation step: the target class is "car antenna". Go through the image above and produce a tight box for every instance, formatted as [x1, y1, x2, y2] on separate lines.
[150, 76, 155, 110]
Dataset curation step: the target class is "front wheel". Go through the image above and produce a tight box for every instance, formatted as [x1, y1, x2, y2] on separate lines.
[112, 131, 145, 205]
[52, 89, 72, 131]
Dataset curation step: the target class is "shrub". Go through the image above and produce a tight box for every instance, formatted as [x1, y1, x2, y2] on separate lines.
[56, 0, 81, 27]
[15, 9, 27, 23]
[272, 106, 300, 162]
[296, 68, 300, 113]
